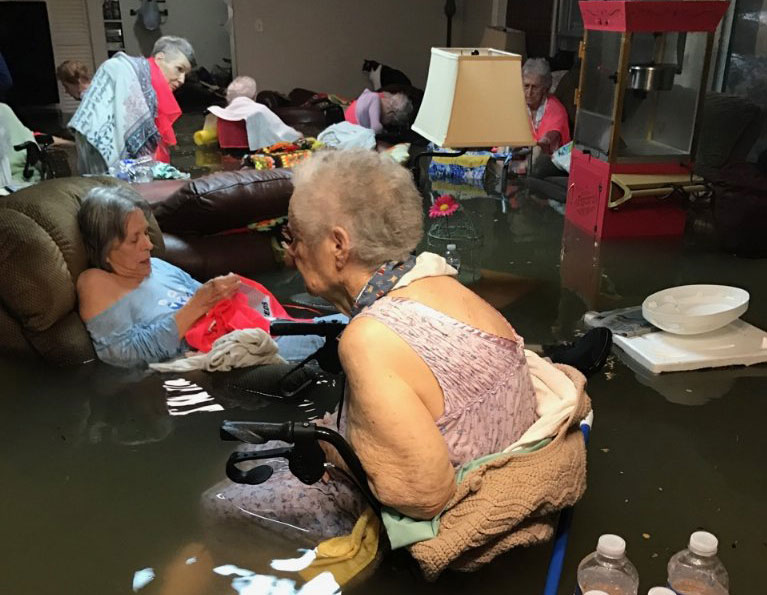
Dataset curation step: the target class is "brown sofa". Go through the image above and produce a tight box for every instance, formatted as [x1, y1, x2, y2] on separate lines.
[134, 168, 293, 281]
[0, 169, 293, 364]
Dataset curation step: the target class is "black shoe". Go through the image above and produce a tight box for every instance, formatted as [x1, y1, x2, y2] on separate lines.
[543, 327, 613, 378]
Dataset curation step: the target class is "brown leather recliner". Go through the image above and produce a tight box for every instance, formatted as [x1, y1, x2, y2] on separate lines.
[0, 169, 294, 364]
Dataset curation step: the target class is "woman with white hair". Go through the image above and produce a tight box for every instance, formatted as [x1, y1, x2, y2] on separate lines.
[70, 36, 196, 173]
[202, 150, 538, 540]
[522, 57, 571, 154]
[344, 89, 413, 133]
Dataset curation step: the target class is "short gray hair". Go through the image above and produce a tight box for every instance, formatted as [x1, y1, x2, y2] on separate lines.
[226, 76, 258, 103]
[380, 92, 413, 127]
[522, 58, 553, 88]
[291, 150, 423, 268]
[78, 186, 153, 271]
[151, 35, 196, 68]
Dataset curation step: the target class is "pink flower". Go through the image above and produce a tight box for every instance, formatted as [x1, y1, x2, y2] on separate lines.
[429, 194, 459, 219]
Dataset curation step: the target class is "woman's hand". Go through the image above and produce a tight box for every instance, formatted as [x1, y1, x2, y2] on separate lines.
[174, 273, 241, 337]
[188, 274, 241, 312]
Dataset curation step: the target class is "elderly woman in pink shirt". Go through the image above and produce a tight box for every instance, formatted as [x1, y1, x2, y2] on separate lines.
[523, 58, 571, 155]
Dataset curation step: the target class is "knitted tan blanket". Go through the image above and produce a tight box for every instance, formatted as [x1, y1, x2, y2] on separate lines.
[409, 364, 591, 580]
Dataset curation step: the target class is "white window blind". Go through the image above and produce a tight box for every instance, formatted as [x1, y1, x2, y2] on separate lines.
[45, 0, 95, 114]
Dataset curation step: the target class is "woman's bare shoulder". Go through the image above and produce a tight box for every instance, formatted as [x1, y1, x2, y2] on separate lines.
[76, 268, 124, 321]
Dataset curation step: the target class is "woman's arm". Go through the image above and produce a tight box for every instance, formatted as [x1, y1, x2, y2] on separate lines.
[338, 317, 456, 519]
[92, 313, 184, 367]
[173, 273, 240, 336]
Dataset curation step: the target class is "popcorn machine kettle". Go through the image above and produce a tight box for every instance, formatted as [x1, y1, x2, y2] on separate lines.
[565, 0, 729, 238]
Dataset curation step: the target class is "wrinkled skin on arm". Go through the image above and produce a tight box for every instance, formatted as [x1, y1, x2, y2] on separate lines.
[338, 316, 456, 519]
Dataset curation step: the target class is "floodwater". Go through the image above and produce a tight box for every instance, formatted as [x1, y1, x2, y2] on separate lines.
[2, 177, 766, 594]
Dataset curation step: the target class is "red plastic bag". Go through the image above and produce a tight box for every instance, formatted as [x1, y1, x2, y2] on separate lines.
[185, 276, 303, 352]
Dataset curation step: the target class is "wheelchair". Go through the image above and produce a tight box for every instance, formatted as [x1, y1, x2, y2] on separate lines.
[218, 317, 593, 593]
[13, 132, 71, 182]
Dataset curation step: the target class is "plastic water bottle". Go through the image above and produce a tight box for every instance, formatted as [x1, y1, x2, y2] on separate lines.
[667, 531, 729, 594]
[577, 534, 639, 595]
[444, 243, 461, 272]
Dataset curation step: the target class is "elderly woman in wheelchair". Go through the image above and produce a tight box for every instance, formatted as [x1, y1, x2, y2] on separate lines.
[204, 149, 550, 541]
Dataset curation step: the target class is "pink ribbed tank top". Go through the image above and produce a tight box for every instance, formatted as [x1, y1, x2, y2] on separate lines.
[358, 297, 538, 467]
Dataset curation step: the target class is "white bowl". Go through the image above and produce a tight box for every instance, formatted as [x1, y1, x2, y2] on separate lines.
[642, 285, 750, 335]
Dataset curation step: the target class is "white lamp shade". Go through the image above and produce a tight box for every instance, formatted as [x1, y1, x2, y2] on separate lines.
[412, 48, 534, 148]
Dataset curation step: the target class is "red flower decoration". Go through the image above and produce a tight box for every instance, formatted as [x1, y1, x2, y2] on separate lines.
[429, 194, 459, 219]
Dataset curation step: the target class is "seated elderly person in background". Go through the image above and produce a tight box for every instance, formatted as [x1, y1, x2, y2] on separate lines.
[0, 102, 41, 185]
[203, 150, 539, 541]
[56, 60, 92, 101]
[344, 89, 413, 134]
[205, 75, 301, 150]
[523, 58, 570, 156]
[77, 186, 338, 368]
[70, 36, 195, 174]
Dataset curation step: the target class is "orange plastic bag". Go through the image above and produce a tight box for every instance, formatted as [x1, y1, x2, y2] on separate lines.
[185, 277, 300, 352]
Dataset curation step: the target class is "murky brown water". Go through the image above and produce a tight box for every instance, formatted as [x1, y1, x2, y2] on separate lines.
[2, 147, 765, 593]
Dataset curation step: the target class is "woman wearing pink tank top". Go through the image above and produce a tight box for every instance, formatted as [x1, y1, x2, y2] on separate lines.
[283, 149, 538, 520]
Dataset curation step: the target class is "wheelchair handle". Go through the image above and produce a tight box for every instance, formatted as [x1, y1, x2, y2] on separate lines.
[221, 420, 381, 514]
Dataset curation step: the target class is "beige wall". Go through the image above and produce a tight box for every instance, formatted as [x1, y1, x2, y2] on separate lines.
[120, 0, 231, 71]
[231, 0, 495, 96]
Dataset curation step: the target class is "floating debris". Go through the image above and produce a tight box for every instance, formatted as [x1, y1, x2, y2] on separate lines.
[600, 448, 610, 453]
[642, 533, 651, 540]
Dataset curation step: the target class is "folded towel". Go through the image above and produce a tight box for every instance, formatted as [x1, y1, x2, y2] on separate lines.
[149, 328, 285, 372]
[299, 506, 380, 586]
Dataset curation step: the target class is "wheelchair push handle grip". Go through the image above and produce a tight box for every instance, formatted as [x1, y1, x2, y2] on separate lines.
[269, 320, 346, 339]
[220, 420, 319, 444]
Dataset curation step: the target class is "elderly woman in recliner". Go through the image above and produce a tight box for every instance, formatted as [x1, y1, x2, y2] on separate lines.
[77, 186, 340, 369]
[76, 186, 241, 368]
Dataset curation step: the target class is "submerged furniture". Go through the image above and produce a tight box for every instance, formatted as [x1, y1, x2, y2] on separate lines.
[565, 0, 728, 238]
[134, 168, 293, 281]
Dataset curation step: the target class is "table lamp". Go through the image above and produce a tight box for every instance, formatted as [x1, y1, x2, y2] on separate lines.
[412, 47, 534, 149]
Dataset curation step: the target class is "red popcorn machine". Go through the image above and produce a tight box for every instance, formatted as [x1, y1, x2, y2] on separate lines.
[565, 0, 729, 238]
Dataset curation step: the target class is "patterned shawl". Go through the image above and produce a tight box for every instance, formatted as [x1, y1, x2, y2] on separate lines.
[69, 52, 159, 171]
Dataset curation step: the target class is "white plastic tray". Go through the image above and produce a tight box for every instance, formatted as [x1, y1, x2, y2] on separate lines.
[613, 319, 767, 373]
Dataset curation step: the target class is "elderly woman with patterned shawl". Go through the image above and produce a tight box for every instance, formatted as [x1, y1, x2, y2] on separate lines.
[69, 36, 195, 174]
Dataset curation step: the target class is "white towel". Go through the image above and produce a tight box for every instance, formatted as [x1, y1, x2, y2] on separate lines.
[504, 350, 579, 452]
[317, 122, 376, 150]
[208, 97, 301, 151]
[149, 328, 285, 373]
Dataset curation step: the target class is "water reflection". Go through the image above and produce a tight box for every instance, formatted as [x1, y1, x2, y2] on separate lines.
[617, 350, 767, 406]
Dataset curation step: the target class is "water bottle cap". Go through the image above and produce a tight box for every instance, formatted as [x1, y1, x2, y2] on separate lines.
[446, 244, 457, 250]
[689, 531, 718, 556]
[648, 588, 676, 595]
[597, 534, 626, 558]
